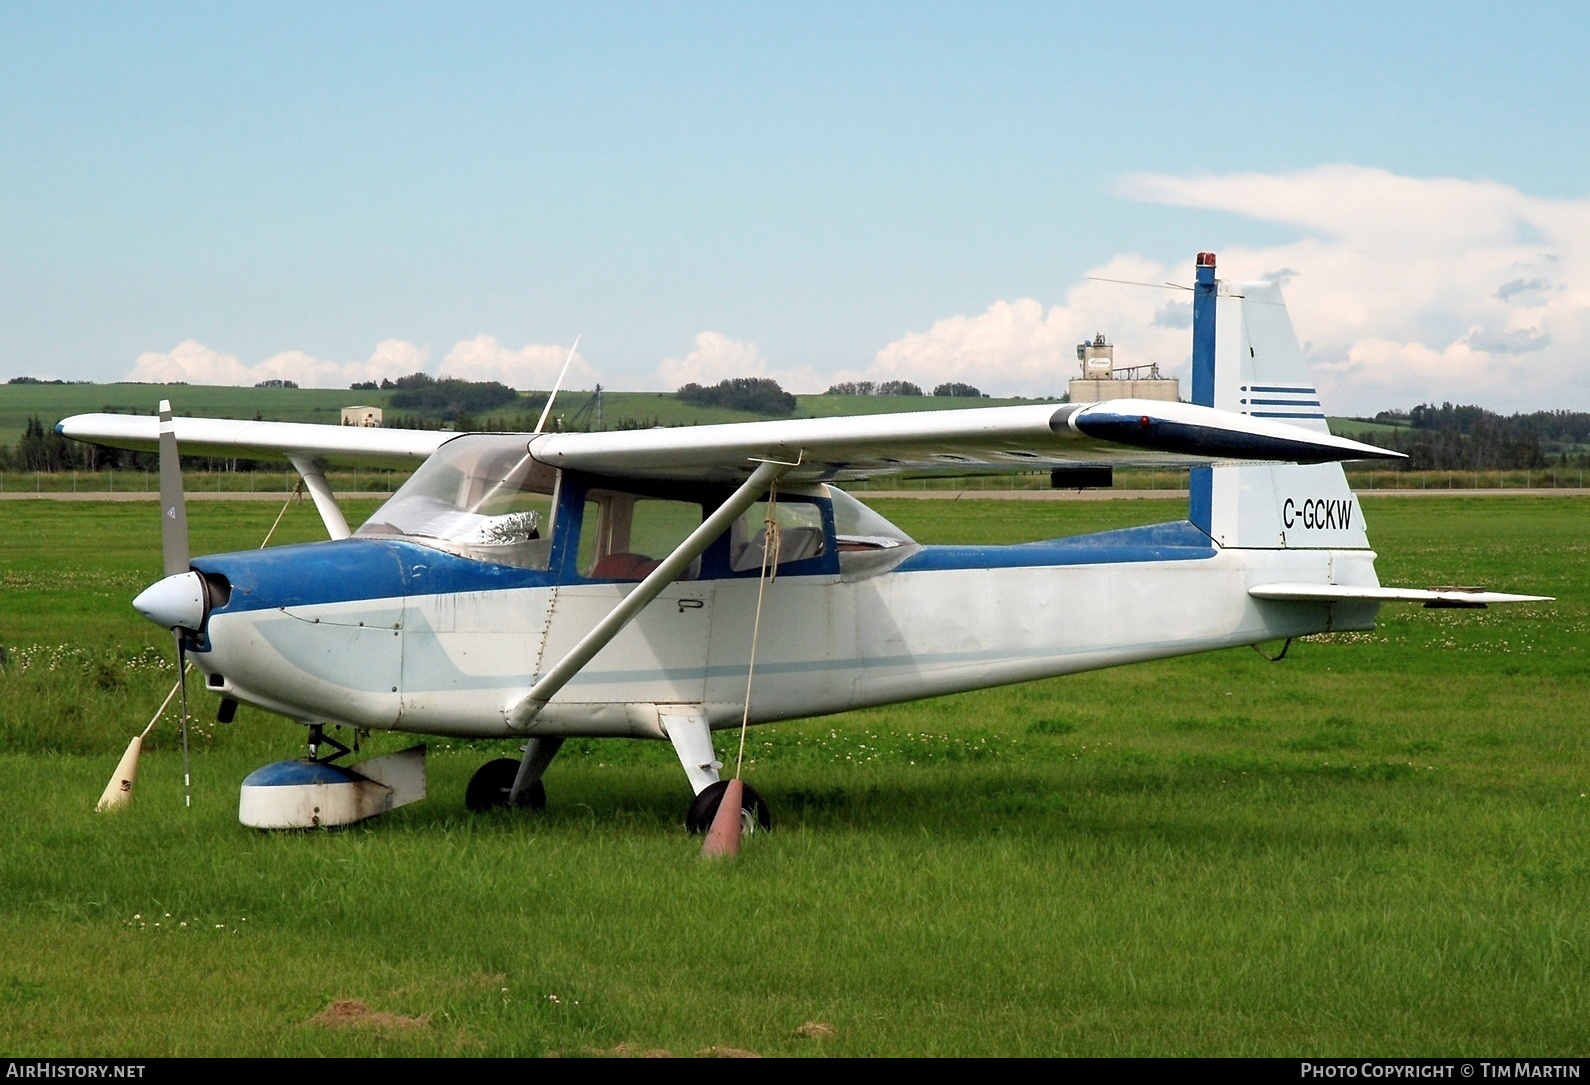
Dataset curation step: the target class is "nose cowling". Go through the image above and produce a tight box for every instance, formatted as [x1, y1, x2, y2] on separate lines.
[133, 570, 209, 631]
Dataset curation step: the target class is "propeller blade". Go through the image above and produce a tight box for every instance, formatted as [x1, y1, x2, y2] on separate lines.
[157, 400, 189, 578]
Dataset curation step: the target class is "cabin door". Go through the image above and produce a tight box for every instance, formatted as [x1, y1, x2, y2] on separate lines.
[537, 488, 717, 704]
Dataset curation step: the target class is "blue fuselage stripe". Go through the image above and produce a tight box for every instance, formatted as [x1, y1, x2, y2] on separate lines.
[894, 521, 1214, 572]
[194, 521, 1218, 616]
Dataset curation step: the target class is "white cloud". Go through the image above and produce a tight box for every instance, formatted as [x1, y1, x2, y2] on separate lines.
[128, 340, 255, 385]
[119, 168, 1590, 415]
[653, 331, 767, 389]
[438, 337, 596, 389]
[863, 166, 1590, 413]
[1114, 165, 1590, 413]
[867, 254, 1196, 398]
[645, 331, 828, 394]
[124, 337, 603, 391]
[127, 339, 430, 388]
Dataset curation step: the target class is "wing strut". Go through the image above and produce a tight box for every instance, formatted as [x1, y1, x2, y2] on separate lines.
[287, 454, 352, 540]
[504, 458, 791, 801]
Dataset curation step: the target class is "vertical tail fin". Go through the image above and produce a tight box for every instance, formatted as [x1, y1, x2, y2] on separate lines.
[1189, 256, 1369, 550]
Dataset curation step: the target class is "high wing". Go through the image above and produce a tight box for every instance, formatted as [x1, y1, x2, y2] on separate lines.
[55, 413, 450, 467]
[525, 400, 1399, 482]
[58, 398, 1399, 482]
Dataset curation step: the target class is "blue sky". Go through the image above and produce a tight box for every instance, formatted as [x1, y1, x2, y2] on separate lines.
[3, 1, 1587, 414]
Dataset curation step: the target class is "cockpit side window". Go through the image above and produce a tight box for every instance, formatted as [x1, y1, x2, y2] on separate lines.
[729, 499, 829, 573]
[577, 489, 705, 580]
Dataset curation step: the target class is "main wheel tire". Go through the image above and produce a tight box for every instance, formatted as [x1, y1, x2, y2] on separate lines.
[686, 780, 771, 835]
[465, 757, 547, 812]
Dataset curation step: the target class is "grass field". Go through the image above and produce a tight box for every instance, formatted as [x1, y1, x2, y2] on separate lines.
[0, 494, 1584, 1056]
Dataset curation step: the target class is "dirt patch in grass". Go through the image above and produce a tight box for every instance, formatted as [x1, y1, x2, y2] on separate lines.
[310, 999, 432, 1031]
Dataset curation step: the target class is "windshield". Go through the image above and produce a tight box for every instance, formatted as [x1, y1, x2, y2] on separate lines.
[356, 434, 557, 569]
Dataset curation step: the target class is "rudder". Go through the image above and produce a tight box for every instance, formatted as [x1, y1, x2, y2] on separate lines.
[1189, 258, 1369, 551]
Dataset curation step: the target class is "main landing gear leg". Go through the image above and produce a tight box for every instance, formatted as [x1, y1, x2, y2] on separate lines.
[660, 706, 772, 835]
[466, 737, 563, 813]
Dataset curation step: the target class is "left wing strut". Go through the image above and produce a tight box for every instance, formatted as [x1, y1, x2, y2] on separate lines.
[504, 458, 790, 800]
[288, 455, 351, 540]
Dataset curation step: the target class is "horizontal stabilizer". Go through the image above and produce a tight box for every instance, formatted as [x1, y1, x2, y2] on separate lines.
[1250, 583, 1553, 608]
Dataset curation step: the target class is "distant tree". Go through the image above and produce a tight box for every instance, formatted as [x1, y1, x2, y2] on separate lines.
[16, 416, 71, 471]
[388, 375, 517, 416]
[933, 382, 984, 398]
[255, 378, 299, 389]
[350, 380, 379, 390]
[676, 377, 796, 415]
[1356, 402, 1551, 470]
[825, 380, 923, 396]
[824, 381, 876, 396]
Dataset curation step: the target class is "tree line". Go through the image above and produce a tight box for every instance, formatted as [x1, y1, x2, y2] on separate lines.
[1358, 403, 1590, 469]
[823, 380, 986, 398]
[7, 391, 1589, 473]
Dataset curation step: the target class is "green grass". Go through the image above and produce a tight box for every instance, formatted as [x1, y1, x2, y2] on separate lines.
[1329, 416, 1409, 437]
[0, 495, 1584, 1055]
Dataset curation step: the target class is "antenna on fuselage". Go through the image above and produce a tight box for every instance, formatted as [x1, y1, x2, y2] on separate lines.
[534, 336, 581, 434]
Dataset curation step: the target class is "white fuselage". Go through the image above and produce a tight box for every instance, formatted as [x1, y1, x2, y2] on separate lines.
[194, 539, 1379, 741]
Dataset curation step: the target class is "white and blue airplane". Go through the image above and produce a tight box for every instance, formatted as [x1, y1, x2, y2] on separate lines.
[58, 254, 1548, 830]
